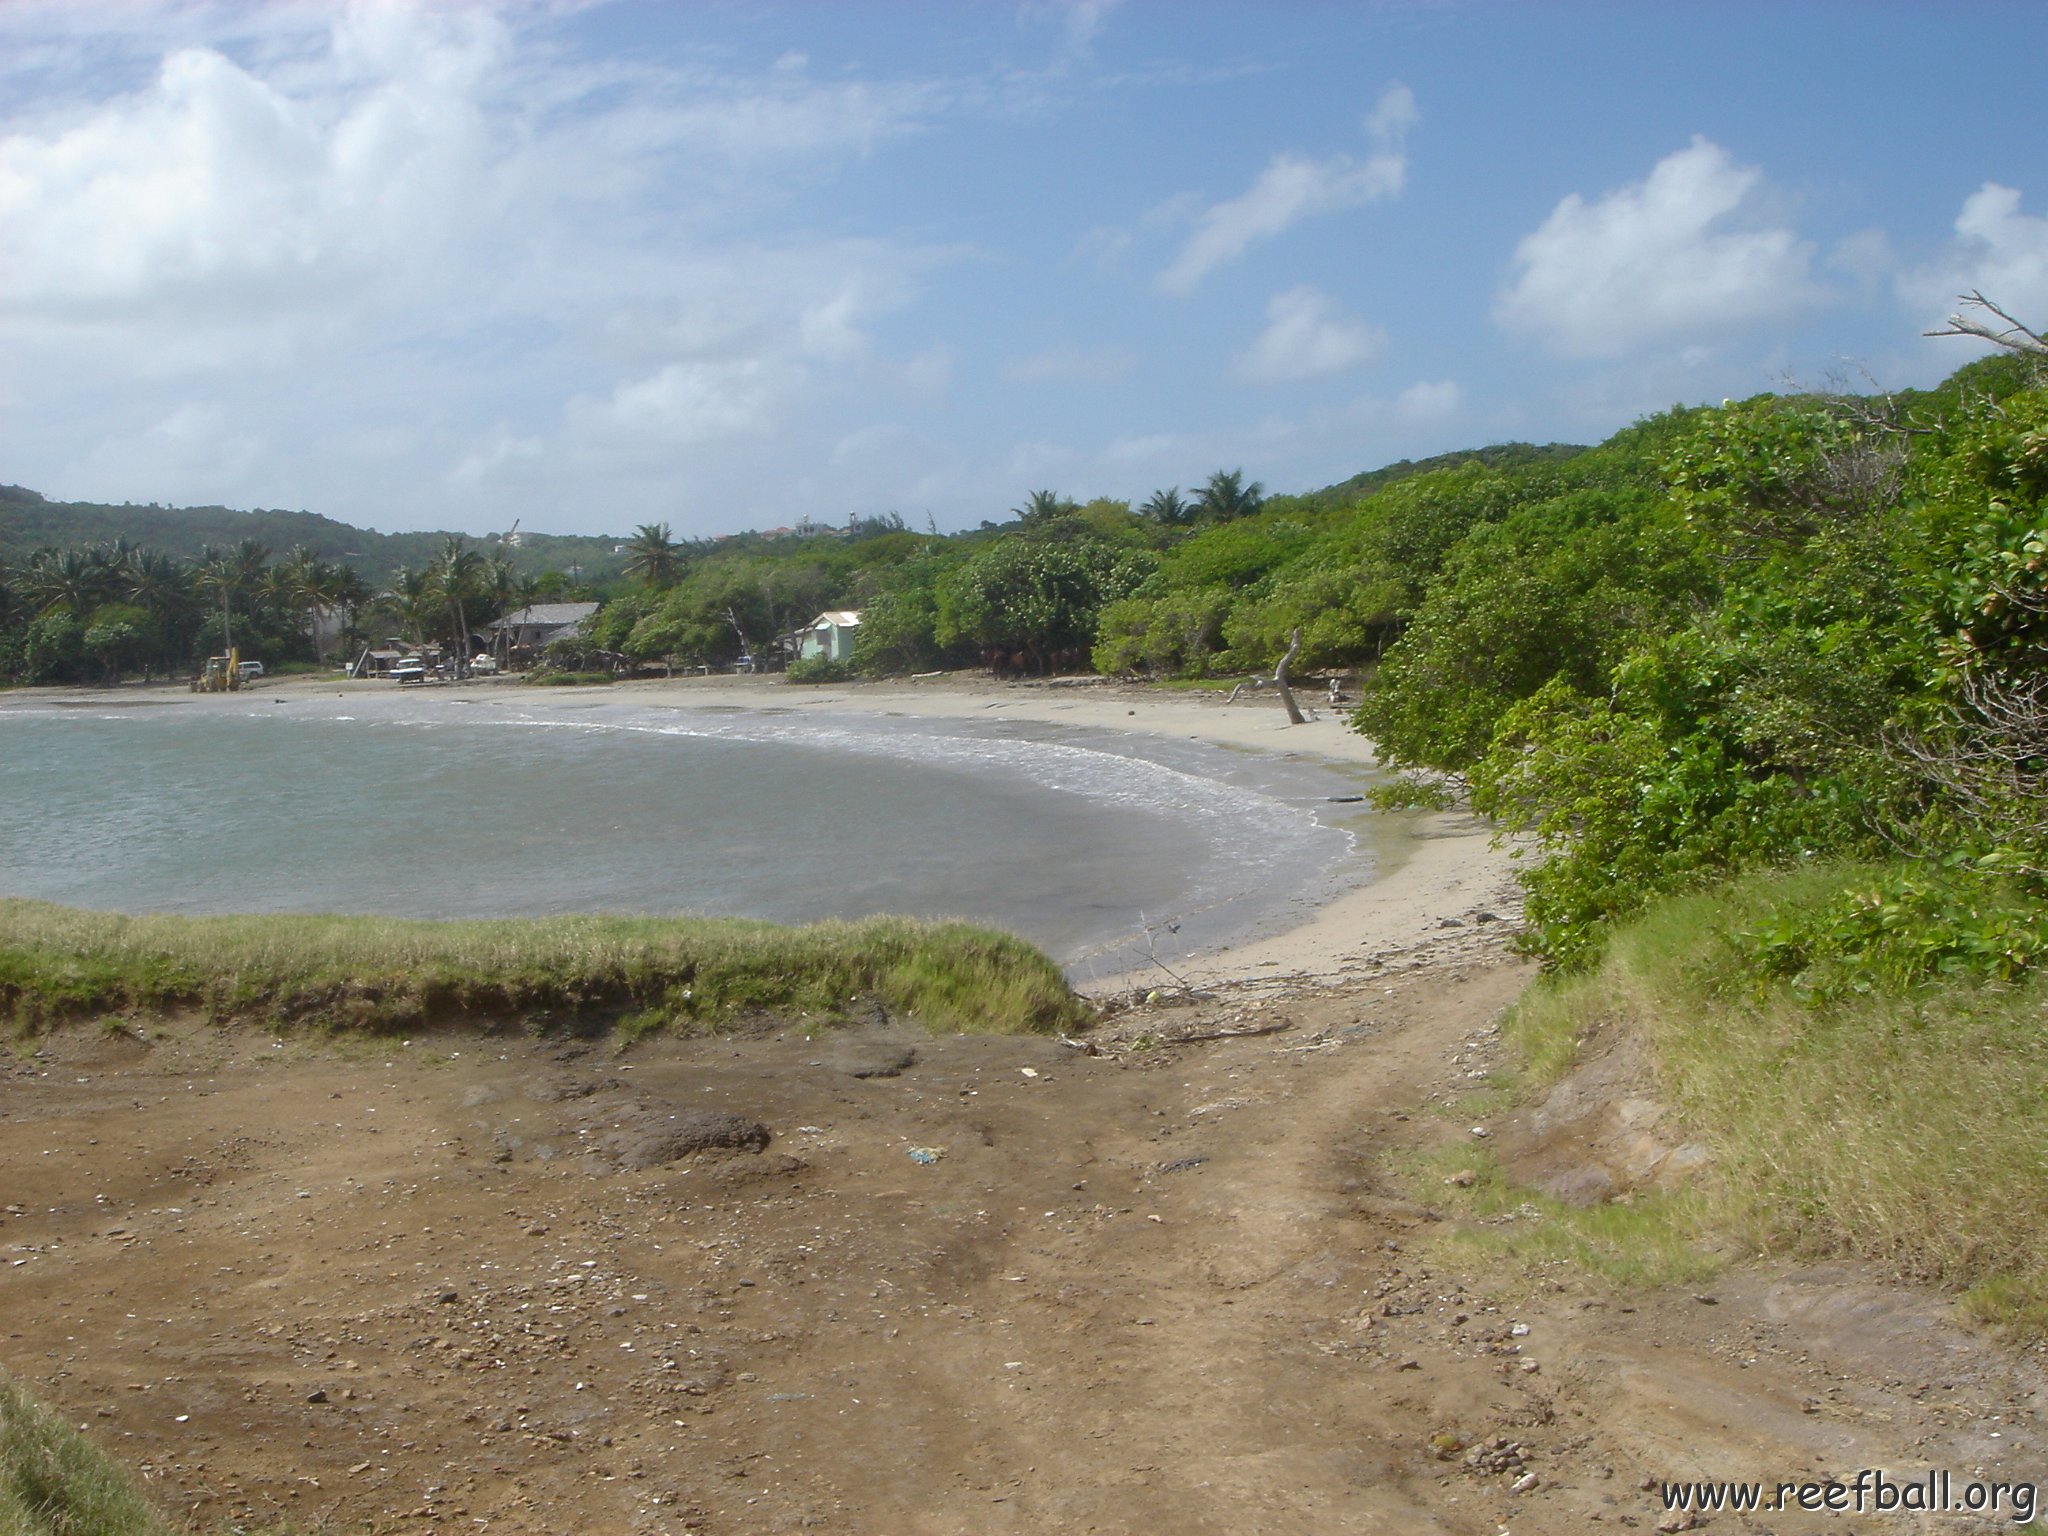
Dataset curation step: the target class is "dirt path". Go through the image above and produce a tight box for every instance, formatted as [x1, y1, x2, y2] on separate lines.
[3, 948, 2042, 1533]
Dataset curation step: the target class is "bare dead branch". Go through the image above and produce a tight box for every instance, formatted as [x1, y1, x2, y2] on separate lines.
[1885, 664, 2048, 850]
[1926, 291, 2048, 358]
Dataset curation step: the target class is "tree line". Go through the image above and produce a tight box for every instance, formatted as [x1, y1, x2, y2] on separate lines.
[10, 335, 2042, 991]
[0, 534, 558, 685]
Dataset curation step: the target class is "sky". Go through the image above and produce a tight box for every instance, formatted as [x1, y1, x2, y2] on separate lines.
[3, 1, 2047, 542]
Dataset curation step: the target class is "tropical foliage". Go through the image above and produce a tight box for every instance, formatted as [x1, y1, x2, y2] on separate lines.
[11, 341, 2045, 1000]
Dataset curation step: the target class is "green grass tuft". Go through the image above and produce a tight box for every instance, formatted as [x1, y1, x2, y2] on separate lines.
[0, 900, 1092, 1039]
[0, 1371, 179, 1536]
[1402, 1147, 1720, 1293]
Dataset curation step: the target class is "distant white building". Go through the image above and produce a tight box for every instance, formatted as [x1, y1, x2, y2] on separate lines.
[795, 610, 862, 664]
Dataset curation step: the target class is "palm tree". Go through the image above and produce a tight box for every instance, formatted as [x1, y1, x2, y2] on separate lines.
[1013, 489, 1076, 524]
[195, 540, 271, 652]
[431, 536, 484, 672]
[319, 564, 372, 661]
[22, 548, 107, 616]
[623, 522, 683, 589]
[481, 555, 531, 667]
[1190, 469, 1264, 524]
[386, 567, 438, 647]
[1139, 487, 1190, 527]
[120, 547, 194, 680]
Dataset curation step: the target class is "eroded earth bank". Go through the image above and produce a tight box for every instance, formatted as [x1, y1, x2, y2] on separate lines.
[3, 924, 2042, 1534]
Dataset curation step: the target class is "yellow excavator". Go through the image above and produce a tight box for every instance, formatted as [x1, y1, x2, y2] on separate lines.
[192, 647, 242, 693]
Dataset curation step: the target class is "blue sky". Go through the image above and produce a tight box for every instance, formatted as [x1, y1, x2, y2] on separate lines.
[3, 1, 2046, 540]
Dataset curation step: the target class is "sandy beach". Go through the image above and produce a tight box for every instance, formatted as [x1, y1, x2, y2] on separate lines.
[29, 667, 1522, 994]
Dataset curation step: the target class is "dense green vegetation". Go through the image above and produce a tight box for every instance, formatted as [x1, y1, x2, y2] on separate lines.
[0, 525, 601, 685]
[0, 901, 1090, 1038]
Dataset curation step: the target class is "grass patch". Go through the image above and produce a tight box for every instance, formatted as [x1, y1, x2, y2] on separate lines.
[0, 1371, 179, 1536]
[523, 670, 613, 686]
[1497, 861, 2048, 1334]
[1402, 1146, 1720, 1293]
[0, 900, 1091, 1039]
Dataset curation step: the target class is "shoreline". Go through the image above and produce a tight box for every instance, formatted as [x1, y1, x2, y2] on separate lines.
[4, 670, 1522, 996]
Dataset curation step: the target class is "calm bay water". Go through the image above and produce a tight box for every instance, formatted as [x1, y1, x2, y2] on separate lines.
[0, 692, 1378, 976]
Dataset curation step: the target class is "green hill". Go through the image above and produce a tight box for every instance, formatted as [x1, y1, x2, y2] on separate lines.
[0, 485, 630, 586]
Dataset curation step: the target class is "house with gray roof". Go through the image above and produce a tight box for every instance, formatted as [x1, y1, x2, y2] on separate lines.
[481, 602, 599, 654]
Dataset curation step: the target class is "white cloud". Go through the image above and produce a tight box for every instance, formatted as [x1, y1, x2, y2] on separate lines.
[1023, 0, 1125, 62]
[74, 399, 265, 498]
[1006, 342, 1135, 383]
[1235, 285, 1384, 384]
[832, 422, 909, 465]
[1158, 82, 1414, 296]
[1494, 136, 1821, 359]
[1903, 183, 2048, 340]
[0, 10, 507, 327]
[1393, 378, 1462, 426]
[0, 4, 960, 532]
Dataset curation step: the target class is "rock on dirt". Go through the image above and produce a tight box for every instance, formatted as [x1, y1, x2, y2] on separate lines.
[590, 1107, 772, 1170]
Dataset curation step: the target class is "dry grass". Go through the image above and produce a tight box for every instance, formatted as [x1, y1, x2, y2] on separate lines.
[1501, 866, 2048, 1334]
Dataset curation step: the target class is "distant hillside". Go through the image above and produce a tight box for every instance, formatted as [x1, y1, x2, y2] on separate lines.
[0, 443, 1590, 585]
[0, 485, 632, 586]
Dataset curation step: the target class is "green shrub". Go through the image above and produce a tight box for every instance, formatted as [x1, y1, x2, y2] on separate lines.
[786, 655, 854, 683]
[524, 669, 613, 686]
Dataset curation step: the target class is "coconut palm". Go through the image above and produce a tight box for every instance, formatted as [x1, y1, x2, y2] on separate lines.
[481, 554, 533, 667]
[195, 540, 271, 651]
[1190, 469, 1264, 524]
[431, 536, 485, 671]
[1139, 487, 1190, 527]
[23, 547, 115, 617]
[1013, 489, 1075, 524]
[385, 566, 438, 647]
[319, 563, 372, 659]
[623, 522, 683, 589]
[120, 547, 195, 678]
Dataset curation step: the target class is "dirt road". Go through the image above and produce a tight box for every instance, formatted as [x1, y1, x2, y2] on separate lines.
[3, 941, 2042, 1533]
